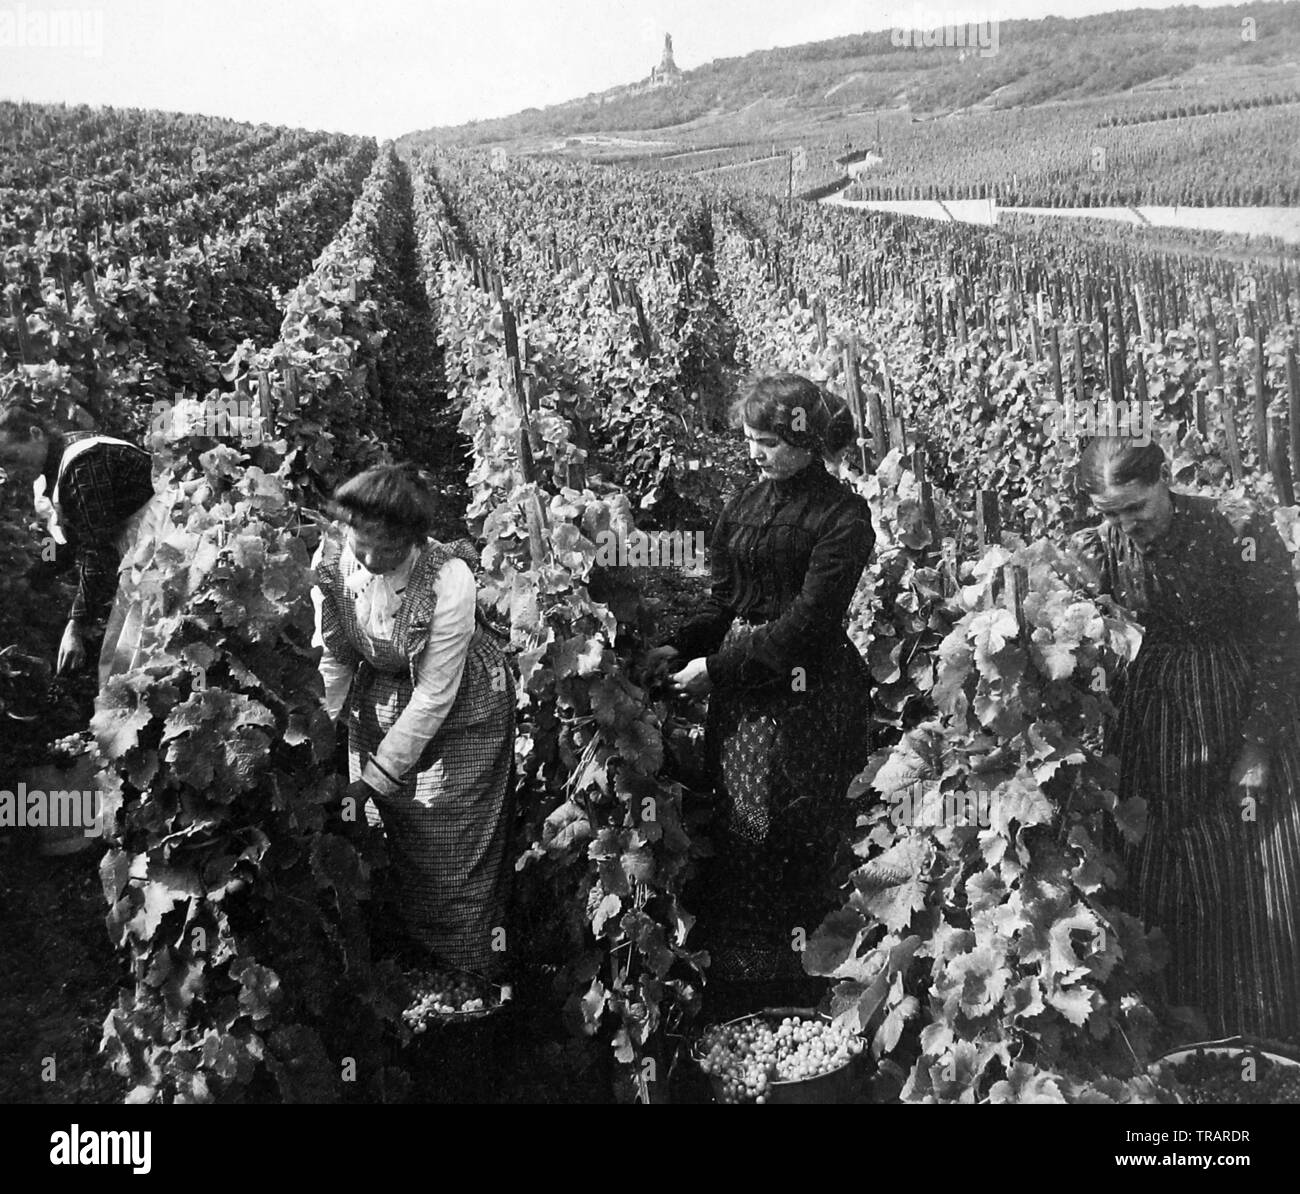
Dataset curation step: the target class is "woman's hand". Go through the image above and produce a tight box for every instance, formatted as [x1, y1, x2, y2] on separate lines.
[668, 656, 713, 697]
[642, 645, 680, 684]
[56, 621, 85, 674]
[344, 778, 378, 809]
[1228, 742, 1271, 809]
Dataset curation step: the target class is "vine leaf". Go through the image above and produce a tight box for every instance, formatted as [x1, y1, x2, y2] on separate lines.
[852, 838, 929, 932]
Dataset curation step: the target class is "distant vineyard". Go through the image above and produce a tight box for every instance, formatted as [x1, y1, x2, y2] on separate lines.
[620, 92, 1300, 208]
[843, 103, 1300, 207]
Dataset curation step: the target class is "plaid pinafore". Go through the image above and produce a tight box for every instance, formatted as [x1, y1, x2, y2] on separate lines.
[315, 535, 516, 973]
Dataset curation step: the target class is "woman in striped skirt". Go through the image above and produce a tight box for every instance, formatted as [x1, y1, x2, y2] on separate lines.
[1072, 436, 1300, 1040]
[312, 464, 516, 976]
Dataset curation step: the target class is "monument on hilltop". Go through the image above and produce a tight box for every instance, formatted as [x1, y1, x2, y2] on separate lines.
[648, 33, 682, 88]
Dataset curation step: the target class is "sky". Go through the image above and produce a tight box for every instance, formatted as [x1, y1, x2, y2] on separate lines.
[0, 0, 1252, 138]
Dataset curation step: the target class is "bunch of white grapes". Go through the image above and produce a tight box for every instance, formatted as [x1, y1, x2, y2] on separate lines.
[50, 732, 90, 764]
[401, 968, 493, 1032]
[698, 1016, 863, 1103]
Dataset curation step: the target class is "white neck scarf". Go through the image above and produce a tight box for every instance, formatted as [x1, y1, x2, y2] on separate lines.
[345, 543, 420, 640]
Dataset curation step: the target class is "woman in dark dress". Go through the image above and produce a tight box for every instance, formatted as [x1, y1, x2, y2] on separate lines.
[1071, 437, 1300, 1039]
[648, 373, 875, 1015]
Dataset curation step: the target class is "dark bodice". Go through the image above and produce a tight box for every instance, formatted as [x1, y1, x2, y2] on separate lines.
[1073, 490, 1300, 748]
[670, 458, 875, 690]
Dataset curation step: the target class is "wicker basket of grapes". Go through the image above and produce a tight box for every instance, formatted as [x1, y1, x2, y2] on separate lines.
[1151, 1036, 1300, 1103]
[32, 731, 102, 856]
[694, 1008, 866, 1104]
[400, 965, 512, 1033]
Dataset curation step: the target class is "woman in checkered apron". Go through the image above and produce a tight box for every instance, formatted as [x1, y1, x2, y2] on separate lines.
[312, 464, 516, 975]
[647, 375, 875, 1017]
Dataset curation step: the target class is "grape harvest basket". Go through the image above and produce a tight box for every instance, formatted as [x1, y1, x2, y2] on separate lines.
[1150, 1036, 1300, 1103]
[399, 965, 513, 1033]
[692, 1007, 866, 1105]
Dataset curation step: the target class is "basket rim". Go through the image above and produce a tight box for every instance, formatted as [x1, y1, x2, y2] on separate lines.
[693, 1006, 860, 1086]
[400, 968, 514, 1025]
[1152, 1035, 1300, 1070]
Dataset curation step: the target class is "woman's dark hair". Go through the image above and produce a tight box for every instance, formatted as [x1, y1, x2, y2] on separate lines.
[331, 463, 439, 542]
[730, 372, 857, 457]
[0, 404, 54, 440]
[1079, 437, 1166, 493]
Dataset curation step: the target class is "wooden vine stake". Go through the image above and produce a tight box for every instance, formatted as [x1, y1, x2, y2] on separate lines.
[1286, 345, 1300, 495]
[499, 297, 538, 477]
[1193, 316, 1208, 438]
[1249, 306, 1268, 470]
[630, 283, 654, 356]
[842, 338, 872, 474]
[880, 357, 897, 422]
[1133, 282, 1151, 344]
[1073, 327, 1087, 406]
[889, 411, 907, 454]
[976, 489, 1000, 551]
[9, 293, 32, 364]
[1048, 322, 1065, 408]
[1206, 301, 1243, 483]
[257, 369, 274, 430]
[1269, 413, 1296, 507]
[910, 444, 935, 530]
[1003, 562, 1026, 638]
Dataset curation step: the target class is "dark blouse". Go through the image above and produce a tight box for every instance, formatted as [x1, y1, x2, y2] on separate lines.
[1073, 490, 1300, 750]
[670, 457, 875, 690]
[41, 432, 154, 628]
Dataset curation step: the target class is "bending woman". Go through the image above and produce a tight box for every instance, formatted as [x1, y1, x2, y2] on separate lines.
[1072, 436, 1300, 1039]
[312, 465, 516, 975]
[648, 373, 875, 1015]
[0, 404, 155, 680]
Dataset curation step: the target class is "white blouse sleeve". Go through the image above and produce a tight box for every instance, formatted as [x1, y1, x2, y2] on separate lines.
[362, 556, 476, 796]
[311, 541, 356, 722]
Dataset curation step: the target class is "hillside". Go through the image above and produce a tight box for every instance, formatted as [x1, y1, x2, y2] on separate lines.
[397, 1, 1300, 159]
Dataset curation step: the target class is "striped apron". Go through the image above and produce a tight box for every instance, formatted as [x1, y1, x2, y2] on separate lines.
[316, 537, 517, 974]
